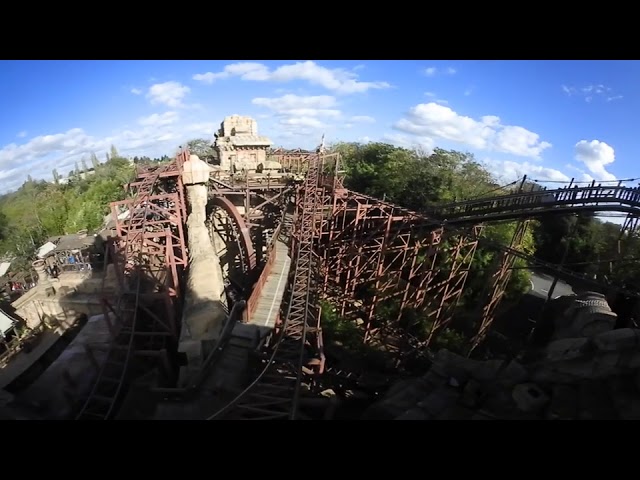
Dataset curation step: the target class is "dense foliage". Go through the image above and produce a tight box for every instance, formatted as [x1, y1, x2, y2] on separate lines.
[0, 147, 136, 270]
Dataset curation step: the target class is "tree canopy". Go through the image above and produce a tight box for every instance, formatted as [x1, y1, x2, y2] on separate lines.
[0, 150, 135, 267]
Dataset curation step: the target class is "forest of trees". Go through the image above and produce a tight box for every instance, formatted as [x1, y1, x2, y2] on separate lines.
[0, 146, 138, 273]
[1, 139, 639, 301]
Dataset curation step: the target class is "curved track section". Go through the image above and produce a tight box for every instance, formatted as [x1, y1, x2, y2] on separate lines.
[206, 196, 256, 280]
[76, 155, 188, 420]
[209, 154, 324, 420]
[427, 185, 640, 224]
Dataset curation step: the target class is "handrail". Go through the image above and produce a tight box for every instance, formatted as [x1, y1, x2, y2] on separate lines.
[427, 185, 640, 222]
[151, 300, 247, 399]
[243, 220, 284, 323]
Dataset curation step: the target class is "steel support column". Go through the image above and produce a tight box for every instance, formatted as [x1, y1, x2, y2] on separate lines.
[468, 219, 529, 355]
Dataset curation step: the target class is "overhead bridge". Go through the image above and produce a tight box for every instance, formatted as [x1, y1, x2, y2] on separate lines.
[426, 185, 640, 224]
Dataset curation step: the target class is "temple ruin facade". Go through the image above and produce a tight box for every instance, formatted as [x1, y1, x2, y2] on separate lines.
[212, 115, 273, 172]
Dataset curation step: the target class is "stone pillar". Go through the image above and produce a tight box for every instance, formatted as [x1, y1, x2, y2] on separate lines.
[32, 259, 51, 288]
[178, 154, 229, 385]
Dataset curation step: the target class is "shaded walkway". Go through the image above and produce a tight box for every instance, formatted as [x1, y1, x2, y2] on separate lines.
[246, 239, 291, 329]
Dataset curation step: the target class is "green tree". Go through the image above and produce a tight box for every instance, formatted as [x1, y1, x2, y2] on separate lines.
[186, 138, 215, 161]
[90, 152, 100, 169]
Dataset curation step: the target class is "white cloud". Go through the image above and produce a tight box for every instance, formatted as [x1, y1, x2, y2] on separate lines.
[382, 133, 435, 154]
[0, 117, 216, 193]
[565, 163, 596, 183]
[423, 66, 457, 77]
[146, 81, 190, 108]
[464, 87, 474, 96]
[193, 61, 390, 95]
[131, 88, 143, 95]
[393, 102, 552, 159]
[424, 92, 449, 105]
[137, 111, 180, 127]
[574, 139, 617, 181]
[562, 84, 621, 103]
[349, 115, 375, 123]
[252, 94, 338, 113]
[17, 131, 27, 138]
[483, 158, 570, 183]
[280, 117, 325, 129]
[252, 94, 344, 137]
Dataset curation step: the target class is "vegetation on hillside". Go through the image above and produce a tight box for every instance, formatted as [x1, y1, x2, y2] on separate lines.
[0, 147, 138, 270]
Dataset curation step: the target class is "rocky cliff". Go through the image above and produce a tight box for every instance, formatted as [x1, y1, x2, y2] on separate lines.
[364, 291, 640, 420]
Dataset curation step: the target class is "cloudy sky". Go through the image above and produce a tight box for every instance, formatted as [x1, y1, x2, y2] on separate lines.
[0, 60, 637, 193]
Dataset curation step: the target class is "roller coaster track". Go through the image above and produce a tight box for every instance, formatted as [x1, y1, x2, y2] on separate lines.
[75, 161, 179, 420]
[426, 184, 640, 224]
[209, 154, 324, 420]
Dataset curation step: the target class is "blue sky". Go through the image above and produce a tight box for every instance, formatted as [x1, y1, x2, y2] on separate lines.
[0, 59, 638, 193]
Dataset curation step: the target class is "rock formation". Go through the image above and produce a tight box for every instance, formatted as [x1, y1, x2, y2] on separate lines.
[364, 291, 640, 420]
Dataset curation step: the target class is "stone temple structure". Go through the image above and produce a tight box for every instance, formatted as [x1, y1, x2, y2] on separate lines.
[212, 115, 273, 172]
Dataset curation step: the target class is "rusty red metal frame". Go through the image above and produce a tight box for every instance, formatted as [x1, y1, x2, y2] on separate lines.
[313, 182, 482, 348]
[270, 148, 316, 173]
[423, 225, 483, 347]
[211, 154, 324, 420]
[467, 220, 529, 354]
[76, 151, 189, 420]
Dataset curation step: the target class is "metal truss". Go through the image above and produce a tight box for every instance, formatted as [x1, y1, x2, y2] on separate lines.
[312, 184, 480, 347]
[423, 225, 483, 347]
[270, 148, 316, 173]
[75, 152, 189, 420]
[468, 219, 529, 355]
[210, 153, 324, 420]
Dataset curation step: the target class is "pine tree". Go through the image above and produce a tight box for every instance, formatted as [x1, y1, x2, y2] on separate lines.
[90, 152, 99, 169]
[110, 145, 119, 159]
[81, 157, 89, 173]
[74, 161, 80, 175]
[52, 169, 59, 183]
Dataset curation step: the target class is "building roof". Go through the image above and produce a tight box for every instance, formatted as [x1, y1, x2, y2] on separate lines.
[54, 233, 100, 252]
[37, 233, 101, 258]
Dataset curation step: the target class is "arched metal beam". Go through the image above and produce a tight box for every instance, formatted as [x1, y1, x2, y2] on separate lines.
[209, 196, 256, 271]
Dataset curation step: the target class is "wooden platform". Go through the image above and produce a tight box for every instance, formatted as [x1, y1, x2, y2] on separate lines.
[247, 240, 291, 329]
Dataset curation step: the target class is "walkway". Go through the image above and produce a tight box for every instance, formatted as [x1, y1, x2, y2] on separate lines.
[247, 239, 291, 329]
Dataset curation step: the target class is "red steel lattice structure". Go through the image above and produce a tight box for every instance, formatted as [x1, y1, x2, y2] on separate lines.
[210, 152, 325, 420]
[314, 154, 483, 348]
[75, 151, 188, 420]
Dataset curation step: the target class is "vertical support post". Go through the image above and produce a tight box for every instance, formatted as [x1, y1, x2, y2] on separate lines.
[468, 219, 529, 356]
[425, 225, 482, 347]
